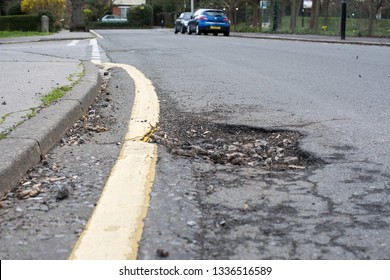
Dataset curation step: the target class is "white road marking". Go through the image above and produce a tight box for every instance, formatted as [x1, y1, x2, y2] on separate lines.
[90, 30, 103, 39]
[89, 39, 101, 65]
[67, 40, 79, 46]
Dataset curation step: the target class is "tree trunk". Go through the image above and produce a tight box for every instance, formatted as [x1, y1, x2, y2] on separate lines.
[368, 0, 375, 36]
[290, 0, 297, 31]
[70, 0, 85, 31]
[310, 0, 320, 32]
[323, 0, 330, 26]
[252, 1, 260, 28]
[290, 0, 297, 32]
[271, 0, 281, 32]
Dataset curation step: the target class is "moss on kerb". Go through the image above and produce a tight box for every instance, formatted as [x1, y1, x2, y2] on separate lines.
[41, 63, 85, 106]
[41, 85, 72, 106]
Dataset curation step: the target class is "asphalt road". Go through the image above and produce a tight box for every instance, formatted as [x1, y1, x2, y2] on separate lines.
[96, 29, 390, 259]
[98, 29, 390, 156]
[1, 29, 390, 260]
[97, 29, 390, 175]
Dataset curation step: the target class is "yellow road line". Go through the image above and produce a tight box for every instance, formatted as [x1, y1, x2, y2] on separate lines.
[69, 63, 159, 260]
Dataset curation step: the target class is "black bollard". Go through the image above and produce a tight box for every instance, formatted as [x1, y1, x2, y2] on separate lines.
[341, 0, 347, 40]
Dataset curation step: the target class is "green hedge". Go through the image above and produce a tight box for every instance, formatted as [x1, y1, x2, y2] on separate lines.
[127, 5, 153, 27]
[0, 15, 41, 31]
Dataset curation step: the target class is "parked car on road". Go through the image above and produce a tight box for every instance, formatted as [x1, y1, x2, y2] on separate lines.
[187, 9, 230, 36]
[174, 12, 193, 34]
[101, 15, 128, 23]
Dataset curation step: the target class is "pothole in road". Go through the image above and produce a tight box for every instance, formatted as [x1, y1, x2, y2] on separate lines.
[150, 112, 323, 171]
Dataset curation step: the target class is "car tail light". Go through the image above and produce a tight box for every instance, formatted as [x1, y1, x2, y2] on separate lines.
[199, 15, 208, 21]
[224, 17, 230, 22]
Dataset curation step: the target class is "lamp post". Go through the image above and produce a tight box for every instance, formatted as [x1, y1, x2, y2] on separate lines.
[301, 0, 304, 28]
[140, 4, 144, 29]
[340, 0, 347, 40]
[234, 7, 238, 31]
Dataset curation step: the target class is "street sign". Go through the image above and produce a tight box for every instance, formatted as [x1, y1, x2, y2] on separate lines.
[303, 0, 312, 8]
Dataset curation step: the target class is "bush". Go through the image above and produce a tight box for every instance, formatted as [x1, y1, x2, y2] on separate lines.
[20, 0, 65, 26]
[234, 23, 261, 33]
[0, 15, 40, 31]
[127, 4, 153, 27]
[83, 9, 93, 30]
[7, 3, 24, 15]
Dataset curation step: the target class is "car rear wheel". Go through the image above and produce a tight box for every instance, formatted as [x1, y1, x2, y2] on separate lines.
[224, 31, 230, 36]
[187, 26, 192, 35]
[181, 26, 186, 34]
[196, 25, 202, 35]
[174, 25, 179, 34]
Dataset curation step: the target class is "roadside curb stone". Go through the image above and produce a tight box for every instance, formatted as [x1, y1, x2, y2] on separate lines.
[0, 138, 41, 191]
[0, 61, 101, 197]
[0, 30, 95, 45]
[230, 32, 390, 47]
[10, 100, 83, 155]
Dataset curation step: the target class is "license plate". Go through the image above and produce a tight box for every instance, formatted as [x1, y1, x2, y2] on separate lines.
[210, 26, 221, 30]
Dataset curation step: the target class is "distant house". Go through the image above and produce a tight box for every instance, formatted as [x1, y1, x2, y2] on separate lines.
[112, 0, 146, 19]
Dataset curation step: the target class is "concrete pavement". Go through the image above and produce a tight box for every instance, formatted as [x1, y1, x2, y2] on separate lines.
[0, 29, 389, 198]
[0, 29, 95, 44]
[0, 30, 101, 197]
[230, 32, 390, 46]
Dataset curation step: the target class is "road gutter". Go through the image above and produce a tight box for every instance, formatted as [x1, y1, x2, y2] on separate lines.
[69, 63, 160, 260]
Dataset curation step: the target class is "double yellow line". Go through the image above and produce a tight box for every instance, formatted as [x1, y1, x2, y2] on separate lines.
[69, 63, 159, 260]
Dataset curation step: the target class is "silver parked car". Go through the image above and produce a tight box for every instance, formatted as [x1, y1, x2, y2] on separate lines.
[101, 15, 128, 23]
[174, 12, 193, 34]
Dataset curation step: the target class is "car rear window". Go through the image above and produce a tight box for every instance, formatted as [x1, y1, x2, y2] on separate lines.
[204, 11, 225, 17]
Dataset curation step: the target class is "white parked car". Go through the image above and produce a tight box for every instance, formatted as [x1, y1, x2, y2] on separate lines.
[101, 15, 128, 23]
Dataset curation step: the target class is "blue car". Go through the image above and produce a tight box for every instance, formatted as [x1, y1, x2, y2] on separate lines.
[187, 9, 230, 36]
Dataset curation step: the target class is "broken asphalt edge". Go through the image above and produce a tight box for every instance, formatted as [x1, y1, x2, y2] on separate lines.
[0, 61, 101, 197]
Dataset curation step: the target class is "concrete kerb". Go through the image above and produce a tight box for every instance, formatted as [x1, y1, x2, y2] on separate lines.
[230, 33, 390, 47]
[0, 61, 101, 197]
[0, 31, 96, 45]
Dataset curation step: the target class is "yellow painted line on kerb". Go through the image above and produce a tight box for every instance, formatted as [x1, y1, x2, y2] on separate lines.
[68, 63, 159, 260]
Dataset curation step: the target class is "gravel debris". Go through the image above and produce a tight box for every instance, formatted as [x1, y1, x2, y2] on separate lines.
[149, 111, 322, 171]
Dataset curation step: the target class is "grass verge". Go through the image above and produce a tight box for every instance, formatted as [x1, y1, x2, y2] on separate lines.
[0, 31, 53, 38]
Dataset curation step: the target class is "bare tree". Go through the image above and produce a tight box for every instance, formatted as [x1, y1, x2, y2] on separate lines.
[69, 0, 85, 31]
[310, 0, 320, 32]
[290, 0, 302, 32]
[248, 0, 260, 27]
[322, 0, 330, 27]
[368, 0, 387, 36]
